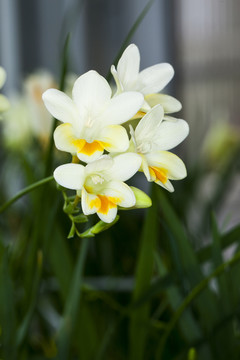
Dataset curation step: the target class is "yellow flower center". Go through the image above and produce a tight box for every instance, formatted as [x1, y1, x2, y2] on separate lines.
[149, 166, 168, 184]
[72, 139, 106, 156]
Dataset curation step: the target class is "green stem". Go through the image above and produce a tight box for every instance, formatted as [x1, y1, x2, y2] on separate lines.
[157, 250, 240, 359]
[56, 237, 89, 359]
[0, 176, 54, 214]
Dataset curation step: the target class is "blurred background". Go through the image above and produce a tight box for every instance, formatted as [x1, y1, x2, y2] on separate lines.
[1, 0, 240, 144]
[1, 0, 240, 228]
[1, 1, 240, 359]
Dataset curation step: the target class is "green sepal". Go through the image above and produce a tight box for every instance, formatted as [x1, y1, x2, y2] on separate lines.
[79, 216, 120, 238]
[119, 186, 152, 210]
[72, 214, 88, 224]
[67, 222, 76, 239]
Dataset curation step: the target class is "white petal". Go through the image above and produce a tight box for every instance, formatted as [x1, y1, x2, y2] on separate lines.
[98, 125, 129, 153]
[77, 147, 104, 163]
[102, 181, 136, 208]
[153, 118, 189, 150]
[135, 105, 164, 141]
[53, 163, 85, 190]
[54, 123, 78, 154]
[85, 155, 113, 175]
[104, 153, 142, 181]
[141, 156, 151, 181]
[116, 44, 140, 89]
[0, 67, 6, 89]
[81, 187, 101, 215]
[146, 151, 187, 180]
[138, 63, 174, 95]
[156, 179, 174, 192]
[72, 70, 111, 115]
[42, 89, 79, 124]
[97, 205, 118, 223]
[111, 65, 124, 95]
[145, 93, 182, 113]
[98, 91, 144, 126]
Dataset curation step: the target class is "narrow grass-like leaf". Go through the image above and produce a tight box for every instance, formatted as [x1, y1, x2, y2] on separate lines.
[155, 252, 202, 344]
[211, 213, 231, 314]
[106, 0, 155, 82]
[74, 300, 100, 360]
[129, 185, 157, 360]
[48, 227, 74, 301]
[16, 250, 43, 348]
[198, 144, 240, 235]
[55, 237, 90, 359]
[157, 187, 219, 334]
[44, 33, 71, 177]
[157, 249, 240, 359]
[197, 224, 240, 263]
[0, 252, 17, 359]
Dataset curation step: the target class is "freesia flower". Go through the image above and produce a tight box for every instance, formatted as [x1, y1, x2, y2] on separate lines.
[43, 70, 144, 163]
[0, 66, 10, 113]
[54, 153, 142, 223]
[24, 70, 57, 145]
[111, 44, 181, 114]
[0, 97, 32, 150]
[129, 105, 189, 192]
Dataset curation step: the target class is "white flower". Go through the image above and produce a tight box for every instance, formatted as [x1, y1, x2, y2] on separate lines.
[0, 96, 32, 150]
[24, 70, 57, 144]
[54, 153, 142, 223]
[129, 105, 189, 192]
[111, 44, 181, 114]
[0, 66, 10, 113]
[43, 70, 144, 163]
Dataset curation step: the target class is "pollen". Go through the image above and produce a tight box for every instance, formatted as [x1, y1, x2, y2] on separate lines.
[149, 166, 168, 184]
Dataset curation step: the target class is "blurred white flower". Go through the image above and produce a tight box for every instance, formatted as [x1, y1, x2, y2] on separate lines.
[24, 70, 57, 145]
[111, 44, 181, 115]
[129, 105, 189, 192]
[43, 70, 144, 163]
[0, 70, 57, 150]
[0, 66, 10, 113]
[202, 119, 240, 170]
[54, 153, 142, 223]
[1, 96, 32, 150]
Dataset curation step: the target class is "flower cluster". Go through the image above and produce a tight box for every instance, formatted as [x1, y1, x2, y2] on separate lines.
[43, 44, 189, 223]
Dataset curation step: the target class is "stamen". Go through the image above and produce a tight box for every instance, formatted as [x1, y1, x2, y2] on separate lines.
[91, 175, 104, 185]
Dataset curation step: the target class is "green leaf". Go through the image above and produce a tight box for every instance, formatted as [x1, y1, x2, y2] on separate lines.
[157, 187, 219, 335]
[155, 253, 202, 344]
[211, 213, 231, 314]
[129, 185, 157, 360]
[48, 228, 74, 302]
[197, 224, 240, 263]
[106, 0, 155, 82]
[55, 237, 90, 359]
[157, 249, 240, 359]
[0, 252, 17, 359]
